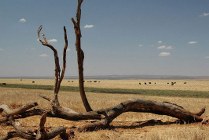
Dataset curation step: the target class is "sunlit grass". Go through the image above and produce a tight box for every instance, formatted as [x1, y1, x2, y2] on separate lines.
[1, 79, 209, 139]
[0, 87, 209, 140]
[1, 83, 209, 98]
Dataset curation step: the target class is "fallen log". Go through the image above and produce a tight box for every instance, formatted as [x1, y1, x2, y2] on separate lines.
[77, 99, 205, 131]
[40, 96, 206, 131]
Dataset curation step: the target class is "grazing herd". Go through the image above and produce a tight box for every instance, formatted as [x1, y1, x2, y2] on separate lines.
[68, 80, 101, 83]
[1, 79, 188, 87]
[139, 81, 187, 86]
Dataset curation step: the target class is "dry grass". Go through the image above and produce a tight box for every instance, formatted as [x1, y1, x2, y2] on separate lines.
[1, 84, 209, 139]
[1, 78, 209, 91]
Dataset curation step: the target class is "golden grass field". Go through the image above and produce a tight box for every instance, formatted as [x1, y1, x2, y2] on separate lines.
[0, 79, 209, 139]
[1, 78, 209, 91]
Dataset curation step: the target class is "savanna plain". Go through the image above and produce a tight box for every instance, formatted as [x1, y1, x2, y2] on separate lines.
[1, 78, 209, 140]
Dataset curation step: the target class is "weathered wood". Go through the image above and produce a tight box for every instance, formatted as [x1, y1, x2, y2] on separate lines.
[72, 0, 92, 112]
[1, 113, 68, 140]
[0, 131, 19, 140]
[0, 108, 45, 124]
[46, 126, 67, 139]
[0, 102, 42, 124]
[38, 95, 206, 132]
[36, 113, 48, 139]
[9, 117, 36, 139]
[51, 105, 101, 120]
[0, 102, 38, 117]
[38, 25, 69, 113]
[78, 99, 205, 131]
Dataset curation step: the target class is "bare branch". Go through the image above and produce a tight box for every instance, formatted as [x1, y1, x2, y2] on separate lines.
[39, 113, 47, 131]
[60, 26, 68, 83]
[37, 25, 61, 95]
[9, 117, 35, 139]
[76, 0, 83, 25]
[46, 127, 67, 139]
[72, 0, 92, 112]
[39, 95, 52, 102]
[2, 114, 68, 139]
[0, 102, 38, 117]
[0, 108, 45, 124]
[195, 107, 205, 116]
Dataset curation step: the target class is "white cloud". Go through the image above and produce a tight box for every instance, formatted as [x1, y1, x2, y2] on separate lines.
[19, 18, 26, 23]
[159, 52, 171, 57]
[138, 44, 143, 47]
[158, 40, 163, 44]
[200, 12, 209, 17]
[84, 24, 94, 29]
[158, 45, 173, 50]
[48, 39, 58, 43]
[205, 56, 209, 59]
[40, 53, 49, 57]
[188, 41, 198, 45]
[158, 45, 166, 49]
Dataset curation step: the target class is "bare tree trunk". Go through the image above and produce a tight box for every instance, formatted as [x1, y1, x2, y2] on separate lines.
[72, 0, 92, 112]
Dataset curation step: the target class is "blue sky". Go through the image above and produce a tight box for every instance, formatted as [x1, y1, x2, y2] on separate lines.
[0, 0, 209, 77]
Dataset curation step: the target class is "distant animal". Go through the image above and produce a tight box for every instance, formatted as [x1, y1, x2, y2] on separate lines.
[1, 83, 6, 86]
[32, 81, 35, 83]
[171, 82, 176, 86]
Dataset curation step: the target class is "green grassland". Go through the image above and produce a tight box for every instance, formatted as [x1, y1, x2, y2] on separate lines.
[1, 83, 209, 98]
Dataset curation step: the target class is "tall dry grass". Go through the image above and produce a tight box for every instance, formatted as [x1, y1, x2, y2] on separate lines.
[1, 86, 209, 139]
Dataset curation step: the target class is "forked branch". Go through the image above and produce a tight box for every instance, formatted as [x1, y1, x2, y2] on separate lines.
[37, 25, 68, 108]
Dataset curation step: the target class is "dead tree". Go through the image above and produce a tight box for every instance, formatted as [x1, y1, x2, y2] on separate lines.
[1, 0, 208, 138]
[36, 0, 207, 129]
[37, 26, 68, 110]
[0, 104, 67, 139]
[71, 0, 92, 112]
[37, 25, 101, 120]
[37, 25, 71, 116]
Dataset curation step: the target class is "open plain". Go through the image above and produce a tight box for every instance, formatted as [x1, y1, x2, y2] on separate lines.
[0, 79, 209, 139]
